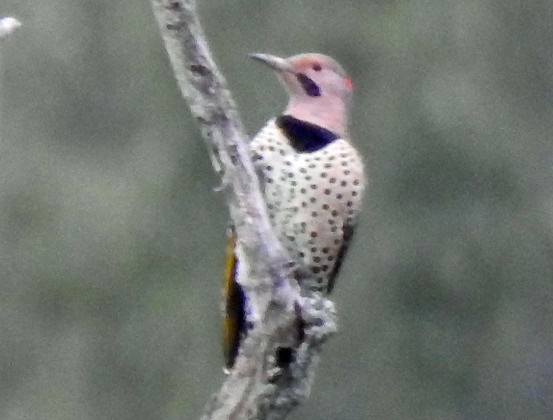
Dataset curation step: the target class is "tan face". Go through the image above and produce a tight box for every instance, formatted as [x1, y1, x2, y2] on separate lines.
[250, 52, 353, 136]
[250, 53, 352, 102]
[280, 54, 353, 103]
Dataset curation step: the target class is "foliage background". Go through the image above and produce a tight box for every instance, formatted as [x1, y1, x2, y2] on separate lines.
[1, 1, 553, 419]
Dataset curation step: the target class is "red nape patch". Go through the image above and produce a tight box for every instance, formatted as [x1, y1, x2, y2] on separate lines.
[344, 77, 353, 90]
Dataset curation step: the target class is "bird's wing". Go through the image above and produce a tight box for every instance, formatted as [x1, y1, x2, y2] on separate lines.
[326, 221, 356, 294]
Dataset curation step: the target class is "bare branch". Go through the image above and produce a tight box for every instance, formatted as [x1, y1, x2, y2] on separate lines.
[150, 1, 336, 418]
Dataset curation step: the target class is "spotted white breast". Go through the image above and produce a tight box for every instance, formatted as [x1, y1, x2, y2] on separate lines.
[250, 119, 364, 291]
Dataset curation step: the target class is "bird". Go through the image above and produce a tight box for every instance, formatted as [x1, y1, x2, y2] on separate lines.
[223, 52, 365, 370]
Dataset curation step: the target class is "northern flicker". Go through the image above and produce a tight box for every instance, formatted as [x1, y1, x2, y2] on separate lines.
[223, 53, 365, 369]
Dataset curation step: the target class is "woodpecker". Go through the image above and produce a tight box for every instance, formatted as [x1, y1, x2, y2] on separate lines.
[223, 53, 365, 369]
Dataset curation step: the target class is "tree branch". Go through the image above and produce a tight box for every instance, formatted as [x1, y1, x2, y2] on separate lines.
[150, 1, 336, 418]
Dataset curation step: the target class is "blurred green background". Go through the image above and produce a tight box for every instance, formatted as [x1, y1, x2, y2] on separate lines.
[1, 1, 552, 419]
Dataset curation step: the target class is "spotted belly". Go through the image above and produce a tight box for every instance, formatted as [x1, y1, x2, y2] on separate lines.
[251, 122, 364, 290]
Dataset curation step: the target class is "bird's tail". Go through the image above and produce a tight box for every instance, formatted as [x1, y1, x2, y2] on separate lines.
[222, 227, 245, 370]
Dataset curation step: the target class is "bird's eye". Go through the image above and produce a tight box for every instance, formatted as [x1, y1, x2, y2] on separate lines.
[312, 63, 322, 72]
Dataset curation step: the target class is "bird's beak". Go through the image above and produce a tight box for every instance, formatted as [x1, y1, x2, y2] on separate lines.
[249, 53, 294, 73]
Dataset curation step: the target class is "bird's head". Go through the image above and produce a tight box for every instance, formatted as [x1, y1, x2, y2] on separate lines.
[250, 52, 353, 137]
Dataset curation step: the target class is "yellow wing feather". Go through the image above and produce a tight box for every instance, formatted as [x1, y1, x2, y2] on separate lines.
[222, 228, 245, 369]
